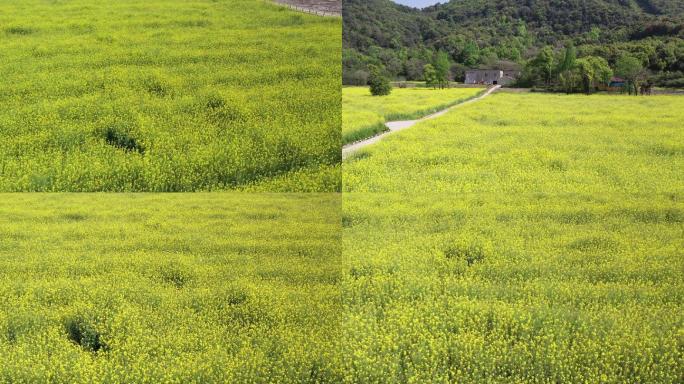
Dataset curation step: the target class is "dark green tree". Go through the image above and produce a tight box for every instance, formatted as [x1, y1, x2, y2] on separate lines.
[368, 65, 392, 96]
[461, 41, 480, 67]
[529, 46, 555, 85]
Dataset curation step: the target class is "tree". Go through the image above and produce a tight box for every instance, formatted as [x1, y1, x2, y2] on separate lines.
[343, 69, 369, 86]
[575, 58, 595, 94]
[378, 49, 403, 78]
[529, 46, 555, 85]
[558, 42, 577, 74]
[589, 26, 601, 42]
[433, 51, 450, 89]
[342, 0, 683, 88]
[461, 41, 480, 67]
[516, 21, 527, 38]
[559, 68, 581, 94]
[588, 56, 613, 87]
[368, 65, 392, 96]
[423, 64, 438, 88]
[450, 63, 467, 83]
[405, 58, 426, 81]
[560, 55, 613, 94]
[616, 55, 644, 95]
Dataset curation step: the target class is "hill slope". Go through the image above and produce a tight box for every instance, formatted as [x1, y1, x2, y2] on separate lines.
[343, 0, 683, 85]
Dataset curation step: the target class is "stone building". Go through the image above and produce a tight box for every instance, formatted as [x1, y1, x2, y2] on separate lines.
[464, 69, 518, 86]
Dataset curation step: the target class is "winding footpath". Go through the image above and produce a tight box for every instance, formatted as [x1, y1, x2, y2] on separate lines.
[342, 85, 501, 159]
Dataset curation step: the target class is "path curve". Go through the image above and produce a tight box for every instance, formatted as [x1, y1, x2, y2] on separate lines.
[342, 85, 501, 159]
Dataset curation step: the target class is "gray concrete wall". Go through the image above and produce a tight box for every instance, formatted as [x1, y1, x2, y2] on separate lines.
[465, 70, 504, 85]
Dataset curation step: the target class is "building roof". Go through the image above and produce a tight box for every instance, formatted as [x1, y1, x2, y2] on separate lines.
[466, 69, 503, 72]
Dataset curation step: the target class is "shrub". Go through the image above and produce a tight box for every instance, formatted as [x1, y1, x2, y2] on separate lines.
[368, 65, 392, 96]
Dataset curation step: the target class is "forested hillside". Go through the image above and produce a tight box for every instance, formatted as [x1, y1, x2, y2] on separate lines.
[343, 0, 684, 87]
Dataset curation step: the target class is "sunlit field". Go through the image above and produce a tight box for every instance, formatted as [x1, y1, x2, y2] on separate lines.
[342, 87, 484, 144]
[344, 93, 684, 194]
[341, 193, 683, 383]
[0, 194, 341, 382]
[341, 92, 683, 382]
[0, 0, 341, 191]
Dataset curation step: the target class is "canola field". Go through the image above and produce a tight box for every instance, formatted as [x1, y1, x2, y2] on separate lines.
[0, 0, 341, 192]
[0, 194, 341, 382]
[342, 87, 484, 144]
[341, 93, 683, 381]
[341, 193, 683, 383]
[344, 93, 684, 194]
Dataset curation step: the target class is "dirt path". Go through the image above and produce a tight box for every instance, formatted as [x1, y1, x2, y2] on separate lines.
[273, 0, 341, 16]
[342, 85, 501, 159]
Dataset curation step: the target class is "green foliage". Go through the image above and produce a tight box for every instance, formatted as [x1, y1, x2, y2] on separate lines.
[558, 68, 581, 94]
[589, 26, 601, 42]
[574, 56, 613, 93]
[558, 43, 577, 74]
[616, 55, 646, 95]
[423, 64, 438, 88]
[342, 0, 684, 86]
[0, 193, 341, 382]
[524, 43, 616, 92]
[590, 56, 614, 86]
[433, 51, 451, 89]
[575, 58, 595, 93]
[0, 0, 341, 192]
[368, 65, 392, 96]
[461, 41, 481, 67]
[529, 46, 555, 85]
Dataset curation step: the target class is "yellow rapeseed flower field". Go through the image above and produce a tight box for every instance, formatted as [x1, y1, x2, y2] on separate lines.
[341, 92, 683, 382]
[341, 193, 683, 382]
[0, 193, 341, 382]
[342, 86, 484, 144]
[0, 0, 341, 192]
[344, 93, 684, 194]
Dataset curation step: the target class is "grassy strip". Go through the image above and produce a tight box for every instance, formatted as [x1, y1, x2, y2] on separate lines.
[342, 87, 485, 145]
[342, 121, 388, 145]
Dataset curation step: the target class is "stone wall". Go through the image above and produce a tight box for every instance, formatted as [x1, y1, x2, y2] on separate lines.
[273, 0, 341, 16]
